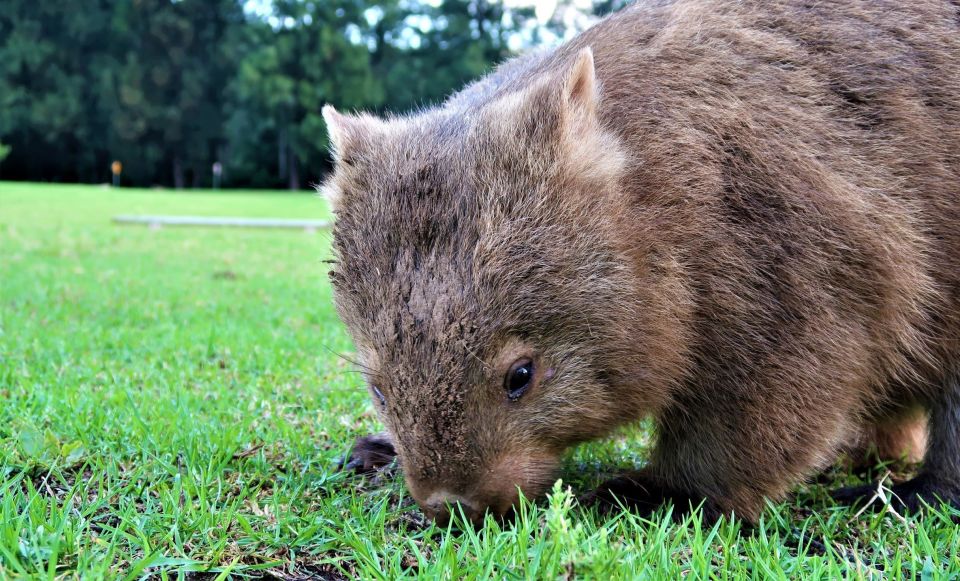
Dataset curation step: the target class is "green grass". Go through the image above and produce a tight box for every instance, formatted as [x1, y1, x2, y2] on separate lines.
[1, 181, 958, 579]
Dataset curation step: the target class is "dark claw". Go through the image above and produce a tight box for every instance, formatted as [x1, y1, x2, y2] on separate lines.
[338, 433, 397, 474]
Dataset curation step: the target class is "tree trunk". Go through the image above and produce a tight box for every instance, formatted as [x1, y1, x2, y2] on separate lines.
[173, 155, 185, 190]
[278, 129, 287, 184]
[288, 149, 300, 190]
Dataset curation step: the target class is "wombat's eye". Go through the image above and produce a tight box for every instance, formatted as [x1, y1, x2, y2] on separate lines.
[371, 386, 386, 407]
[505, 358, 534, 401]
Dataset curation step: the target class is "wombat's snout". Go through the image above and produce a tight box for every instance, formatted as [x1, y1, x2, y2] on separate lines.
[413, 452, 559, 524]
[421, 491, 484, 525]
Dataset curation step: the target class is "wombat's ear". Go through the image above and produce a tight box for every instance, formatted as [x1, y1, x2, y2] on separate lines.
[513, 47, 599, 139]
[321, 106, 387, 211]
[493, 47, 599, 145]
[561, 47, 598, 119]
[318, 105, 377, 212]
[323, 105, 383, 163]
[323, 105, 368, 162]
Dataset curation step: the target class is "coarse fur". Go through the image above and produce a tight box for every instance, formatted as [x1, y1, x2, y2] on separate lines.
[323, 0, 960, 522]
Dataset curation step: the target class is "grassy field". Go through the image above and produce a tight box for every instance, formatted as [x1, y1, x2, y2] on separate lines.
[1, 182, 958, 579]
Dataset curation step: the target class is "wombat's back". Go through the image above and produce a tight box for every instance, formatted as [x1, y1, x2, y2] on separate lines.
[571, 0, 960, 514]
[460, 0, 960, 382]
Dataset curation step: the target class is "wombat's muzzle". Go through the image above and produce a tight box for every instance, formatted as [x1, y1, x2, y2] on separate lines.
[422, 491, 484, 525]
[411, 451, 558, 524]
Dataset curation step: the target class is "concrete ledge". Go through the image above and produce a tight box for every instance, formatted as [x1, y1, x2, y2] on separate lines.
[113, 215, 331, 231]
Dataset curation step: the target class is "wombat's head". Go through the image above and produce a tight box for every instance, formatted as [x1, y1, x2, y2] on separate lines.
[322, 49, 673, 523]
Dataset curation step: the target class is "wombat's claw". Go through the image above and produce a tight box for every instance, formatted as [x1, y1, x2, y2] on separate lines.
[580, 473, 665, 517]
[338, 433, 397, 474]
[830, 474, 960, 516]
[582, 473, 721, 521]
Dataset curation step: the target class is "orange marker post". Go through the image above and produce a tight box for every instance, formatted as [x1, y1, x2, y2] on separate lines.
[111, 160, 122, 187]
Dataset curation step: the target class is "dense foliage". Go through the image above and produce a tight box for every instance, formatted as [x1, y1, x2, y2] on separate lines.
[0, 0, 587, 189]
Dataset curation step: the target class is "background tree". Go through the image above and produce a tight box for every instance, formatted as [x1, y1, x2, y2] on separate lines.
[226, 0, 384, 189]
[0, 0, 597, 189]
[0, 0, 113, 183]
[105, 0, 245, 188]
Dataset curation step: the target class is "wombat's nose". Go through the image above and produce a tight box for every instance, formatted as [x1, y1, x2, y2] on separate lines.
[423, 491, 482, 525]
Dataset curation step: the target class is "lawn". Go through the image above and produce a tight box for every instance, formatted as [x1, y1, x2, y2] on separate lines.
[1, 182, 958, 579]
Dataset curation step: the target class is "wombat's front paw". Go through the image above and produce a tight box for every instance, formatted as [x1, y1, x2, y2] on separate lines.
[581, 472, 662, 515]
[831, 473, 960, 515]
[338, 432, 397, 474]
[581, 472, 719, 520]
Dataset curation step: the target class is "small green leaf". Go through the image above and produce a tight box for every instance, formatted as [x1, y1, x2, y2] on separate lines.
[17, 423, 43, 458]
[61, 440, 86, 465]
[920, 556, 935, 581]
[43, 428, 62, 452]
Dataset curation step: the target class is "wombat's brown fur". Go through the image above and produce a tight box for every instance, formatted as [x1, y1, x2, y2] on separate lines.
[323, 0, 960, 523]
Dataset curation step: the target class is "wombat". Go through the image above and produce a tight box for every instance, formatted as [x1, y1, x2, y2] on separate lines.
[322, 0, 960, 523]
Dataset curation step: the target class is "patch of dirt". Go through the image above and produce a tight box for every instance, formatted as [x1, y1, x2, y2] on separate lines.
[264, 563, 352, 580]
